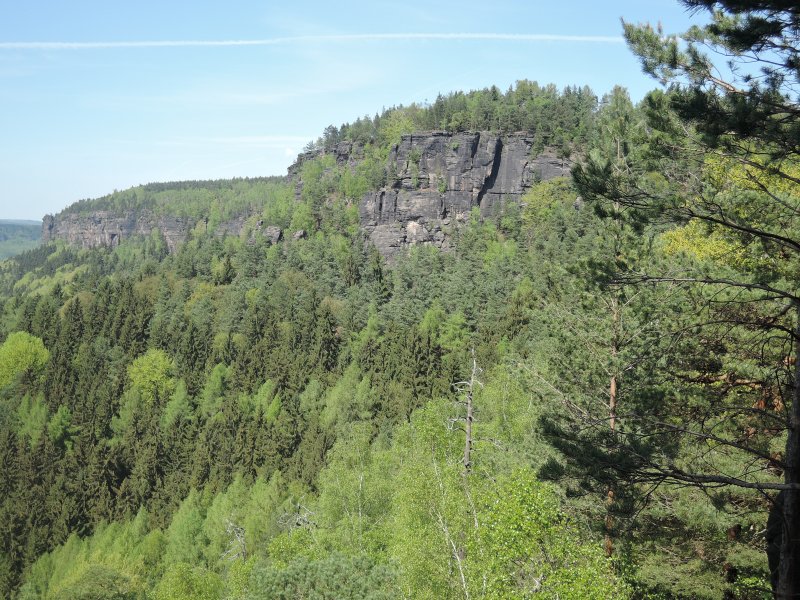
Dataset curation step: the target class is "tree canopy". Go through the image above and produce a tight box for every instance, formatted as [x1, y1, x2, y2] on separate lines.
[2, 3, 799, 597]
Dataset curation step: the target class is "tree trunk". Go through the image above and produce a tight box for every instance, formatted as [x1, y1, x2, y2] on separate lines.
[463, 388, 473, 473]
[463, 351, 477, 474]
[776, 303, 800, 597]
[605, 297, 620, 557]
[605, 371, 617, 558]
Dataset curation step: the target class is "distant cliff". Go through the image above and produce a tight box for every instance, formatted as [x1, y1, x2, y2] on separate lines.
[42, 211, 192, 253]
[358, 131, 570, 258]
[41, 211, 284, 253]
[42, 131, 570, 258]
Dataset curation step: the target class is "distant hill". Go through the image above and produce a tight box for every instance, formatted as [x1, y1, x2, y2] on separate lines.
[0, 219, 41, 259]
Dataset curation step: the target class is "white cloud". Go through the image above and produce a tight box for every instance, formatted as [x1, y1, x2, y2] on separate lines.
[0, 33, 624, 50]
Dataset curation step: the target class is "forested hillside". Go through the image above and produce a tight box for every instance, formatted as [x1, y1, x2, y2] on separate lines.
[58, 178, 287, 221]
[0, 221, 41, 260]
[0, 1, 798, 598]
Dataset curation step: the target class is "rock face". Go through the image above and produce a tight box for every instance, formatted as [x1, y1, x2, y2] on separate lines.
[41, 211, 286, 253]
[43, 131, 570, 258]
[261, 225, 283, 244]
[42, 211, 194, 254]
[358, 132, 570, 259]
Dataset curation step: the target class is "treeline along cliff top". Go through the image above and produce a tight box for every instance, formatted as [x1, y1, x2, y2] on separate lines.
[1, 1, 800, 597]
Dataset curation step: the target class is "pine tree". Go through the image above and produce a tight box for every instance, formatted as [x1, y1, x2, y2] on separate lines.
[576, 2, 800, 595]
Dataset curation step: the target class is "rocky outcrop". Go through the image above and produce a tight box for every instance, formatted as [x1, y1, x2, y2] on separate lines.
[358, 132, 570, 259]
[41, 211, 286, 253]
[261, 225, 283, 244]
[44, 131, 570, 258]
[42, 211, 194, 253]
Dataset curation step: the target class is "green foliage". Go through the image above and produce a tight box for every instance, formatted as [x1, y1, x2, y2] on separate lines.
[0, 331, 49, 388]
[15, 393, 48, 446]
[319, 364, 370, 431]
[47, 405, 76, 449]
[198, 363, 228, 418]
[161, 380, 194, 429]
[265, 529, 319, 570]
[310, 81, 597, 149]
[19, 510, 163, 599]
[378, 110, 415, 149]
[247, 554, 398, 600]
[387, 402, 472, 599]
[470, 471, 626, 599]
[163, 491, 206, 568]
[314, 422, 393, 556]
[4, 170, 766, 599]
[49, 565, 137, 600]
[151, 563, 222, 600]
[1, 55, 788, 600]
[264, 394, 282, 424]
[567, 2, 799, 597]
[60, 178, 288, 222]
[128, 349, 175, 404]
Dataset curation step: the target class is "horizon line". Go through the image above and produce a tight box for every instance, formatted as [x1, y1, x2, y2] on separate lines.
[0, 33, 625, 50]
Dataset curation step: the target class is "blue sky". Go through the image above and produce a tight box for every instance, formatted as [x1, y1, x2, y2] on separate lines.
[0, 0, 702, 220]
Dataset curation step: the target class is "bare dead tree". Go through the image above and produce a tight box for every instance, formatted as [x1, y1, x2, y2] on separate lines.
[222, 519, 247, 562]
[452, 349, 483, 475]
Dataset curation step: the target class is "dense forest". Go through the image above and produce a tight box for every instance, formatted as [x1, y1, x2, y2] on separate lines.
[0, 1, 798, 598]
[59, 178, 290, 222]
[0, 221, 41, 260]
[308, 80, 597, 157]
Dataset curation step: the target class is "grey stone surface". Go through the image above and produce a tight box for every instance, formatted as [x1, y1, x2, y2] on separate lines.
[43, 131, 571, 259]
[262, 225, 283, 244]
[41, 210, 285, 253]
[42, 211, 193, 253]
[359, 132, 571, 259]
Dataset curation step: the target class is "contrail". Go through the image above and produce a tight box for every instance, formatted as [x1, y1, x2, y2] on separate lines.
[0, 33, 624, 50]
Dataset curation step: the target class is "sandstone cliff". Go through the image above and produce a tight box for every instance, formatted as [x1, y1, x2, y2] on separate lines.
[41, 211, 283, 253]
[357, 131, 569, 258]
[42, 211, 193, 254]
[43, 131, 571, 258]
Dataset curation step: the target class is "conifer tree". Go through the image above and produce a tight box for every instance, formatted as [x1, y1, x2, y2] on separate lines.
[576, 2, 800, 595]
